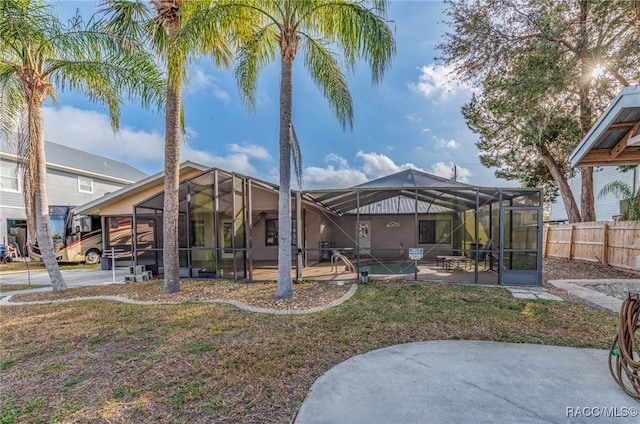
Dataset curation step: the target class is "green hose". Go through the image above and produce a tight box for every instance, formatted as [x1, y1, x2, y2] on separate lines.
[608, 292, 640, 400]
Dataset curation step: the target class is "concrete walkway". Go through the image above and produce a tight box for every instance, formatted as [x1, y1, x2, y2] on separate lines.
[295, 340, 639, 424]
[0, 268, 129, 297]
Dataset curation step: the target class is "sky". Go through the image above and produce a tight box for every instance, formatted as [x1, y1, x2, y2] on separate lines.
[45, 0, 519, 189]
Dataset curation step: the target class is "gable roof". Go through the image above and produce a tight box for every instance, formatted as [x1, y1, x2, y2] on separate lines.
[570, 85, 640, 167]
[74, 161, 209, 215]
[0, 139, 148, 183]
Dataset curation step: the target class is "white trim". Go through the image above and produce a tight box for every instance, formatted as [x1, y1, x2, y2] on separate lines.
[0, 160, 20, 192]
[0, 153, 140, 185]
[77, 175, 94, 194]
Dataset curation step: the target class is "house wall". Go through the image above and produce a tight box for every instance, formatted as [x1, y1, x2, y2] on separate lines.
[549, 167, 639, 222]
[247, 188, 330, 264]
[324, 213, 454, 259]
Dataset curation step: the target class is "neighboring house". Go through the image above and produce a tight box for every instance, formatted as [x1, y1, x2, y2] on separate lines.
[549, 166, 639, 222]
[551, 85, 640, 222]
[0, 139, 148, 251]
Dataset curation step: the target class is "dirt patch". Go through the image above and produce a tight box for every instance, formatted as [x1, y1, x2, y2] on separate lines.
[542, 258, 637, 304]
[543, 257, 637, 282]
[9, 279, 352, 311]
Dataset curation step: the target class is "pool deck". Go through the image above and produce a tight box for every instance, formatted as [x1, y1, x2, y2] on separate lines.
[250, 259, 499, 285]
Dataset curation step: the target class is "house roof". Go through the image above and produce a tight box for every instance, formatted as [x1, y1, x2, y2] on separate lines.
[0, 139, 148, 183]
[570, 85, 640, 167]
[74, 161, 209, 215]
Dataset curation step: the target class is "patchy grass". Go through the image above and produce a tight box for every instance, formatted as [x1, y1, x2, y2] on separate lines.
[0, 280, 618, 423]
[0, 358, 15, 371]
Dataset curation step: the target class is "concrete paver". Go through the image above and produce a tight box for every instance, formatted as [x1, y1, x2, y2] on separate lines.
[507, 287, 564, 302]
[295, 340, 639, 424]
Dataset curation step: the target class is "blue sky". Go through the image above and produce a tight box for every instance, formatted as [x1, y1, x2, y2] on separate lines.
[46, 0, 518, 189]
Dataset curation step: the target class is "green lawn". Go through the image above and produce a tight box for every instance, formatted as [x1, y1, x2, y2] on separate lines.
[0, 281, 617, 423]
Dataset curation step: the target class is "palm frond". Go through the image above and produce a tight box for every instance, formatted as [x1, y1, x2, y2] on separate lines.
[234, 24, 278, 110]
[309, 0, 395, 83]
[300, 36, 353, 130]
[598, 180, 634, 200]
[0, 67, 24, 140]
[289, 122, 303, 189]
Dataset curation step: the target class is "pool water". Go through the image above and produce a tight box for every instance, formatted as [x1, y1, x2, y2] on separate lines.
[358, 262, 417, 275]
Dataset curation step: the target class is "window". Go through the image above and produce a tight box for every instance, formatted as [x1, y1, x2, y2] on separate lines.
[78, 176, 93, 193]
[0, 160, 19, 192]
[265, 218, 297, 246]
[419, 219, 452, 244]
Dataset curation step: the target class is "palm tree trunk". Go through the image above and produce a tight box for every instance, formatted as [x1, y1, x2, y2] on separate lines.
[30, 96, 66, 291]
[276, 52, 294, 299]
[163, 79, 181, 293]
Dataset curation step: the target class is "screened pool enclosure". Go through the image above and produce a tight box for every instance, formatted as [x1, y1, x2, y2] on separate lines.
[129, 168, 542, 286]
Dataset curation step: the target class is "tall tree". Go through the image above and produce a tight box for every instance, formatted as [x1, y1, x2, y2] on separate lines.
[440, 0, 640, 222]
[229, 0, 395, 298]
[0, 0, 164, 291]
[100, 0, 243, 293]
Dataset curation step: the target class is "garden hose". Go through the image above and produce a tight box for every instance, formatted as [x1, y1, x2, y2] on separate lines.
[608, 293, 640, 400]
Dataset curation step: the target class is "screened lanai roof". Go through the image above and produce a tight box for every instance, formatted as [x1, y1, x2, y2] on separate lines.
[303, 169, 505, 215]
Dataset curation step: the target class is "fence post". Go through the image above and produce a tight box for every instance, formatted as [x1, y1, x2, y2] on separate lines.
[601, 223, 609, 264]
[543, 225, 549, 258]
[568, 224, 575, 260]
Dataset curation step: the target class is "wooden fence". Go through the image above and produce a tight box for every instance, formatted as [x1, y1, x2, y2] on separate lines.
[543, 221, 640, 272]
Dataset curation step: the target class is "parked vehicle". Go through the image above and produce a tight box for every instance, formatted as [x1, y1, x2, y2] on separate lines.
[29, 206, 102, 264]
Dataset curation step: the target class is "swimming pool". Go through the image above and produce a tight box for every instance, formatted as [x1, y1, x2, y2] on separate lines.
[357, 262, 417, 275]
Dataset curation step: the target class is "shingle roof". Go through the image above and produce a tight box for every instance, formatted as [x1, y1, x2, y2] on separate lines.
[0, 139, 147, 182]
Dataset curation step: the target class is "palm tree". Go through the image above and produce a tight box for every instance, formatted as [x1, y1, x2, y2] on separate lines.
[100, 0, 247, 293]
[599, 180, 640, 221]
[0, 0, 164, 291]
[229, 0, 395, 298]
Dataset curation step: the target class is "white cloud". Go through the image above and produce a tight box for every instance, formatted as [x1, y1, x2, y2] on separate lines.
[409, 64, 474, 100]
[42, 106, 267, 175]
[429, 161, 471, 183]
[188, 67, 230, 102]
[228, 143, 272, 160]
[325, 153, 348, 168]
[301, 151, 428, 189]
[356, 151, 423, 178]
[435, 137, 460, 150]
[303, 166, 368, 189]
